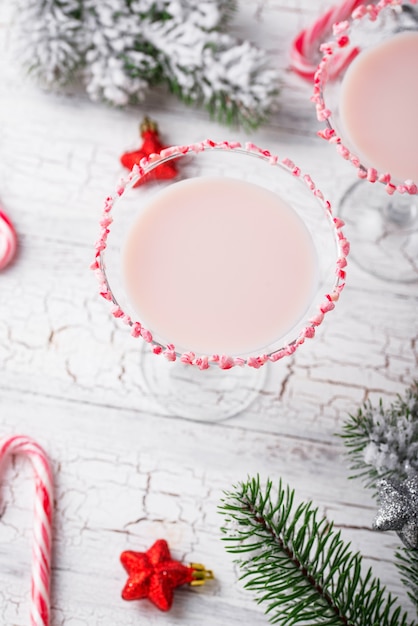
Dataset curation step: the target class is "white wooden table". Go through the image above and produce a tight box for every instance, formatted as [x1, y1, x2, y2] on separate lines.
[0, 1, 417, 624]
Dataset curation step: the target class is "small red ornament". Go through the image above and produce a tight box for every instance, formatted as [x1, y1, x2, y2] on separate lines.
[120, 117, 178, 187]
[120, 539, 213, 611]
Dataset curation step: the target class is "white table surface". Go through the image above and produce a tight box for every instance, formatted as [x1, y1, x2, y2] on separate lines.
[0, 1, 417, 624]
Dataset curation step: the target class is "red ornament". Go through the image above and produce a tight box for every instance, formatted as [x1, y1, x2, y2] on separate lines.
[120, 117, 178, 187]
[120, 539, 213, 611]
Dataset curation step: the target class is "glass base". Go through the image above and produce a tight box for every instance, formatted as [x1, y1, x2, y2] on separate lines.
[339, 180, 418, 282]
[139, 343, 267, 421]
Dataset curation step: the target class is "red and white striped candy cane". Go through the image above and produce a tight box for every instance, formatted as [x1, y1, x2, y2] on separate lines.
[290, 0, 365, 80]
[0, 435, 53, 626]
[0, 209, 18, 270]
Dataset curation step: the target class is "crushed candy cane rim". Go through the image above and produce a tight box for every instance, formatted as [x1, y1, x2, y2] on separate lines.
[313, 0, 418, 195]
[92, 140, 349, 370]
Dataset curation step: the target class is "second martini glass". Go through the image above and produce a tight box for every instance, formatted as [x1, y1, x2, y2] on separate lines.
[93, 140, 348, 421]
[313, 0, 418, 282]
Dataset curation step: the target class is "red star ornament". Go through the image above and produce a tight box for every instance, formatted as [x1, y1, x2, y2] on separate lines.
[120, 539, 213, 611]
[120, 117, 178, 187]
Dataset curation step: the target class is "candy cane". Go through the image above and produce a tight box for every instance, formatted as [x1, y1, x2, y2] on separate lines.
[0, 435, 53, 626]
[0, 209, 18, 270]
[290, 0, 365, 80]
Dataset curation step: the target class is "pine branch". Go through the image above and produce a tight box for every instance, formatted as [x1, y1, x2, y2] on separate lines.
[14, 0, 85, 85]
[142, 8, 279, 130]
[396, 548, 418, 611]
[339, 383, 418, 616]
[340, 382, 418, 491]
[161, 38, 278, 130]
[12, 0, 278, 128]
[219, 476, 415, 626]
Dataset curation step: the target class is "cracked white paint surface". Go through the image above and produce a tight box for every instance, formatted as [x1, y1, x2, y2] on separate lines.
[0, 1, 417, 624]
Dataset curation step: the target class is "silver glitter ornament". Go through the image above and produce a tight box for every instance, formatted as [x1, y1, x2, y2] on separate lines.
[373, 475, 418, 549]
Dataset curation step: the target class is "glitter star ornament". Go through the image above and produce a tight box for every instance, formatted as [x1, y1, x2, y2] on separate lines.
[373, 475, 418, 549]
[120, 117, 178, 187]
[120, 539, 214, 611]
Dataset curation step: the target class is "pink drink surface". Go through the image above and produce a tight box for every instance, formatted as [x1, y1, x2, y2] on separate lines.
[123, 176, 318, 355]
[339, 31, 418, 183]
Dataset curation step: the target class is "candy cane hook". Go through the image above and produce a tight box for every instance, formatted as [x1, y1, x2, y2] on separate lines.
[0, 209, 17, 270]
[290, 0, 365, 81]
[0, 435, 54, 626]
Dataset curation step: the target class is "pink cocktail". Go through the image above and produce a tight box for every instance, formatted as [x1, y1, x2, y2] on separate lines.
[93, 141, 348, 419]
[313, 0, 418, 282]
[340, 30, 418, 183]
[123, 176, 318, 357]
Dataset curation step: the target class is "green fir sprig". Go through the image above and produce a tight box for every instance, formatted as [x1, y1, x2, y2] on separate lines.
[219, 476, 415, 626]
[396, 548, 418, 610]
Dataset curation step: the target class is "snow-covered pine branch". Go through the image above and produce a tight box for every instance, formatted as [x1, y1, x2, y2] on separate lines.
[12, 0, 278, 128]
[14, 0, 84, 84]
[341, 382, 418, 488]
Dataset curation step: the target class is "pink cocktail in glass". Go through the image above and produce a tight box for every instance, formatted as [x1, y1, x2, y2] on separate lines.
[339, 30, 418, 184]
[93, 141, 348, 419]
[313, 0, 418, 282]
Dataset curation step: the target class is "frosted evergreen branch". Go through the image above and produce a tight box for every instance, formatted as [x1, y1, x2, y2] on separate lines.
[219, 476, 414, 626]
[14, 0, 84, 84]
[12, 0, 278, 128]
[158, 35, 278, 130]
[340, 383, 418, 616]
[340, 382, 418, 491]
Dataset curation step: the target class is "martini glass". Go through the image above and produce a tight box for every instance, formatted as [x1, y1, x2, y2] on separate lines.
[313, 0, 418, 282]
[92, 140, 348, 421]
